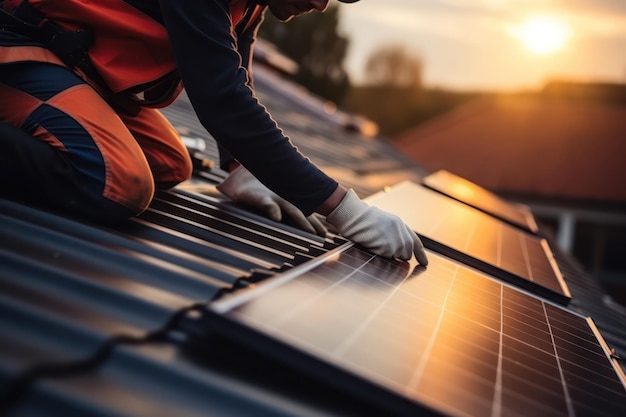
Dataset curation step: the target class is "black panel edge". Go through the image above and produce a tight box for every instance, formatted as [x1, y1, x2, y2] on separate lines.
[421, 236, 572, 306]
[421, 180, 542, 236]
[420, 170, 541, 235]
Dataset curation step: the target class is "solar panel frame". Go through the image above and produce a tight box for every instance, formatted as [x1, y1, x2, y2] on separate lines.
[205, 245, 626, 417]
[365, 181, 571, 305]
[421, 170, 540, 234]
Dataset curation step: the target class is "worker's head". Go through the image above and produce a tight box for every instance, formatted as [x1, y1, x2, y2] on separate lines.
[266, 0, 360, 22]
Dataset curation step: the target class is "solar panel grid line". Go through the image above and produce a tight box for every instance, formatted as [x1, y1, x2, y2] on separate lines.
[556, 358, 626, 406]
[214, 254, 410, 390]
[551, 337, 625, 391]
[405, 264, 457, 395]
[210, 253, 475, 415]
[267, 258, 381, 332]
[212, 308, 438, 415]
[554, 313, 626, 403]
[439, 290, 508, 414]
[549, 315, 626, 414]
[491, 286, 504, 417]
[501, 333, 561, 385]
[550, 319, 609, 360]
[209, 247, 626, 417]
[365, 182, 571, 305]
[438, 266, 620, 412]
[421, 236, 571, 306]
[542, 302, 576, 415]
[211, 242, 353, 315]
[331, 257, 413, 358]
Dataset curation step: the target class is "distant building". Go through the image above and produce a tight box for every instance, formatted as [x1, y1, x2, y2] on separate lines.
[392, 81, 626, 302]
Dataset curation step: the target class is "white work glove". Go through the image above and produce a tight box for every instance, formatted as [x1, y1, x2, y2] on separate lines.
[217, 166, 327, 237]
[326, 189, 428, 265]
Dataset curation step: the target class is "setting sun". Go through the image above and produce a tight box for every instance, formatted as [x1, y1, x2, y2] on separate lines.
[514, 16, 570, 55]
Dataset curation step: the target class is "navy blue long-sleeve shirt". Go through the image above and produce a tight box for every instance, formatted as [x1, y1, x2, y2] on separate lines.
[159, 0, 339, 215]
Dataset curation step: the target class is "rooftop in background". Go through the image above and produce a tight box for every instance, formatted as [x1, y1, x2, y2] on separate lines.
[392, 81, 626, 206]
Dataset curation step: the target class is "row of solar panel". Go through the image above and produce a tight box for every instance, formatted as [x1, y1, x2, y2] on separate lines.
[210, 247, 626, 417]
[200, 175, 626, 416]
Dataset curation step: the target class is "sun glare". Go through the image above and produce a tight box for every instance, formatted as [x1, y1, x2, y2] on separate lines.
[515, 16, 570, 55]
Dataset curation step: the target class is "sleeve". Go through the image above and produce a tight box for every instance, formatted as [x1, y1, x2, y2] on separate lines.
[218, 8, 262, 171]
[159, 0, 338, 216]
[238, 8, 261, 83]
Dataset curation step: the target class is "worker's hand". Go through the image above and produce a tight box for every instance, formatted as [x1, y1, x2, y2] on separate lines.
[217, 166, 327, 237]
[325, 189, 428, 265]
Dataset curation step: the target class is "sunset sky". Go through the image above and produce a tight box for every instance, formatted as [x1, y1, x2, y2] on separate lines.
[337, 0, 626, 91]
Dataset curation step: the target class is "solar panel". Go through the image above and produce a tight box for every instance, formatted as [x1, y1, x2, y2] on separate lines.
[365, 181, 571, 305]
[422, 170, 539, 233]
[206, 246, 626, 417]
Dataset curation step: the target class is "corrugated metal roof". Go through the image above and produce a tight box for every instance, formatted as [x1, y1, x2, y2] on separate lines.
[0, 189, 356, 416]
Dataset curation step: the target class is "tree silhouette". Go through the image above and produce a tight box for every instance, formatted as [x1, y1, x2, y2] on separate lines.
[365, 44, 423, 89]
[258, 5, 351, 104]
[344, 43, 478, 137]
[344, 43, 425, 136]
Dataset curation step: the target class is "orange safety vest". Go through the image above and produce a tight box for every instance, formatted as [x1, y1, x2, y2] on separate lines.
[1, 0, 263, 109]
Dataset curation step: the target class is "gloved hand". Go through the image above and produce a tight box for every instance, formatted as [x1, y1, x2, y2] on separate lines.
[325, 189, 428, 265]
[217, 166, 327, 237]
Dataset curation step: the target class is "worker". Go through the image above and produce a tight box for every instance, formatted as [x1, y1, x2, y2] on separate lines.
[0, 0, 428, 265]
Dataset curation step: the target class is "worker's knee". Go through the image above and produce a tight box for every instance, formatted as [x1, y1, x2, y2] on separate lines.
[146, 138, 193, 189]
[121, 107, 193, 189]
[103, 161, 156, 216]
[158, 150, 193, 189]
[67, 165, 154, 224]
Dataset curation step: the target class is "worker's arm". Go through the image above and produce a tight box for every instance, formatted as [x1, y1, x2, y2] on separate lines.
[217, 166, 428, 264]
[160, 0, 337, 215]
[159, 0, 427, 264]
[216, 7, 263, 171]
